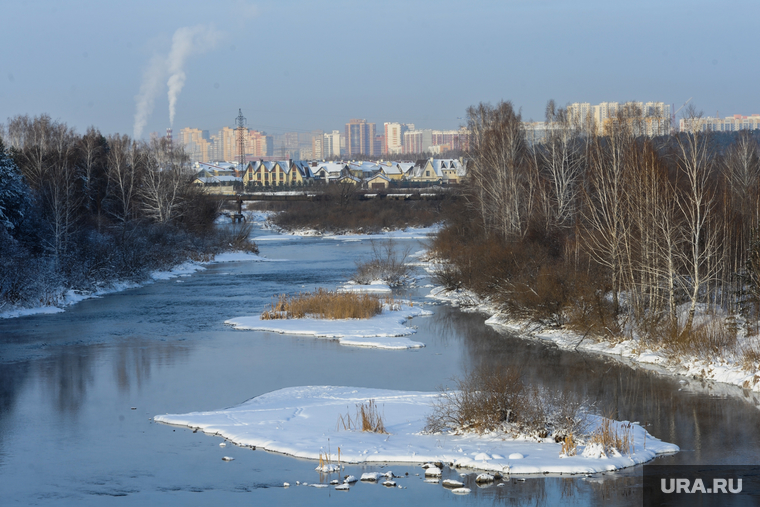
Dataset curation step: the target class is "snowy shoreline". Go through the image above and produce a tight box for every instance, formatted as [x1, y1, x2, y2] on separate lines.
[427, 285, 760, 397]
[0, 251, 269, 320]
[154, 386, 678, 475]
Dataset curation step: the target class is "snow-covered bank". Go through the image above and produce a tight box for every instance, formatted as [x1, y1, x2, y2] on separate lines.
[338, 281, 392, 294]
[154, 386, 678, 475]
[0, 251, 269, 320]
[428, 286, 760, 396]
[258, 224, 442, 240]
[225, 304, 430, 350]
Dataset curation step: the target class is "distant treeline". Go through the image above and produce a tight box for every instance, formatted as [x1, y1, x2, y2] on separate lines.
[0, 114, 246, 310]
[433, 101, 760, 358]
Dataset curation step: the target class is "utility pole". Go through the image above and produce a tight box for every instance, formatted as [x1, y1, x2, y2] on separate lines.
[235, 109, 247, 173]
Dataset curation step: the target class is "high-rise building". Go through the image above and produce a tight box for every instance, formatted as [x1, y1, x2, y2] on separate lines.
[247, 130, 273, 158]
[311, 130, 325, 159]
[323, 130, 343, 158]
[403, 129, 434, 154]
[680, 114, 760, 133]
[567, 101, 671, 136]
[180, 128, 211, 163]
[345, 119, 376, 157]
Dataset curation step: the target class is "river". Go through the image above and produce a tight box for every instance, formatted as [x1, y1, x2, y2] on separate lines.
[1, 222, 759, 506]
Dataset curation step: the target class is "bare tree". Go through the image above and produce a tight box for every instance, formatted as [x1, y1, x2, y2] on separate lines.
[105, 134, 138, 226]
[674, 107, 720, 332]
[539, 100, 584, 230]
[140, 139, 191, 225]
[466, 101, 537, 239]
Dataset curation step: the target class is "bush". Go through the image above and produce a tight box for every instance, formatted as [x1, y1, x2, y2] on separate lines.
[260, 288, 384, 320]
[353, 240, 412, 286]
[424, 366, 588, 441]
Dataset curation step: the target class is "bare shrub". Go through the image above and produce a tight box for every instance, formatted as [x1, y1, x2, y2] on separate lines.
[218, 222, 258, 254]
[337, 400, 388, 434]
[424, 367, 588, 441]
[260, 289, 383, 320]
[424, 367, 527, 434]
[353, 239, 412, 286]
[669, 313, 738, 358]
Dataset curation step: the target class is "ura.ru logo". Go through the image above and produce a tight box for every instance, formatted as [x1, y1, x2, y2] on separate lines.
[661, 478, 742, 494]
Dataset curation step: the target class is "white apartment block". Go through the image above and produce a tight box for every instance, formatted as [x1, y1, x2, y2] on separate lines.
[384, 122, 404, 154]
[680, 114, 760, 133]
[567, 101, 671, 136]
[323, 130, 343, 157]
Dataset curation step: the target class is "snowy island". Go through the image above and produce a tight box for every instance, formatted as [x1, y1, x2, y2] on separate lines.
[224, 303, 430, 350]
[154, 385, 678, 475]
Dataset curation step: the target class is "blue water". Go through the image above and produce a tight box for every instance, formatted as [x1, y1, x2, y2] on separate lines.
[1, 224, 759, 505]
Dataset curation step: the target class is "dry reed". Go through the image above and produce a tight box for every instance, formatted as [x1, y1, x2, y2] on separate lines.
[588, 418, 633, 455]
[260, 288, 383, 320]
[560, 433, 576, 457]
[337, 400, 388, 434]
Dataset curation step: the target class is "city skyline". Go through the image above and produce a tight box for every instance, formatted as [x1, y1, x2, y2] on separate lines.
[2, 0, 759, 139]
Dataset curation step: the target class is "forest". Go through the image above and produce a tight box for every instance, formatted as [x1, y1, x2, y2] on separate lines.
[0, 115, 251, 311]
[432, 101, 760, 363]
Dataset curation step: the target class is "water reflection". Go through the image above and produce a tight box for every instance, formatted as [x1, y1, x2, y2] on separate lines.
[39, 344, 98, 416]
[112, 338, 190, 394]
[439, 308, 760, 467]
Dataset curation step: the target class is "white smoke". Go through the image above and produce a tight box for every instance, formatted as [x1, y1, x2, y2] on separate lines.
[166, 25, 220, 127]
[133, 54, 167, 140]
[132, 25, 221, 139]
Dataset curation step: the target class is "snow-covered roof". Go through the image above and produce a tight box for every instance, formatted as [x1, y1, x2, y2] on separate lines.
[381, 165, 403, 175]
[195, 175, 242, 184]
[348, 161, 380, 174]
[367, 173, 391, 182]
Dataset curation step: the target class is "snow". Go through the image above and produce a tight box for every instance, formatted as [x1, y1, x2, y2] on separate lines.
[338, 281, 392, 294]
[224, 303, 430, 350]
[154, 385, 678, 475]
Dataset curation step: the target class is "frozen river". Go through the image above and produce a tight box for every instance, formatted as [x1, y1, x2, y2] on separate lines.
[1, 223, 760, 505]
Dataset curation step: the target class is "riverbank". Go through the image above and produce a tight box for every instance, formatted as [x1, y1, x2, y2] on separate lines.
[426, 284, 760, 395]
[0, 251, 267, 320]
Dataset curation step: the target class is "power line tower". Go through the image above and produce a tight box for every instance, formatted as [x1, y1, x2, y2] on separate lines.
[235, 109, 247, 172]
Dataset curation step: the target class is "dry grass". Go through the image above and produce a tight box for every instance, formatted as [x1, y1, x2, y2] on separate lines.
[337, 400, 388, 434]
[588, 418, 633, 456]
[260, 288, 383, 320]
[560, 433, 577, 457]
[668, 316, 738, 358]
[740, 342, 760, 372]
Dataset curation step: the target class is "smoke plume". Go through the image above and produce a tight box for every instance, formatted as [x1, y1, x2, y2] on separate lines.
[132, 25, 220, 139]
[167, 25, 220, 127]
[133, 54, 167, 140]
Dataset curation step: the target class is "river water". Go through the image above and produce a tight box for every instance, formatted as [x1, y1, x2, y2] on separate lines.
[1, 223, 760, 506]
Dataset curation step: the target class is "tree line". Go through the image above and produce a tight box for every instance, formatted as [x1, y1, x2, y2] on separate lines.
[434, 101, 760, 358]
[0, 114, 243, 310]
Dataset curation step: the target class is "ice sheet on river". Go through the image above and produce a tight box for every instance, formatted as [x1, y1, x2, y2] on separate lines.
[154, 386, 679, 475]
[225, 304, 429, 349]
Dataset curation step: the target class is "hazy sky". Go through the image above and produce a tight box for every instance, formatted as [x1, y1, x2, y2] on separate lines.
[2, 0, 758, 139]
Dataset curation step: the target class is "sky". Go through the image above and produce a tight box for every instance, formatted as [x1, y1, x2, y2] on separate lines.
[2, 0, 758, 139]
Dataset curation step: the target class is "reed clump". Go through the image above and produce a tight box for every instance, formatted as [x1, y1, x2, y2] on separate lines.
[260, 288, 383, 320]
[337, 400, 388, 434]
[588, 418, 633, 456]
